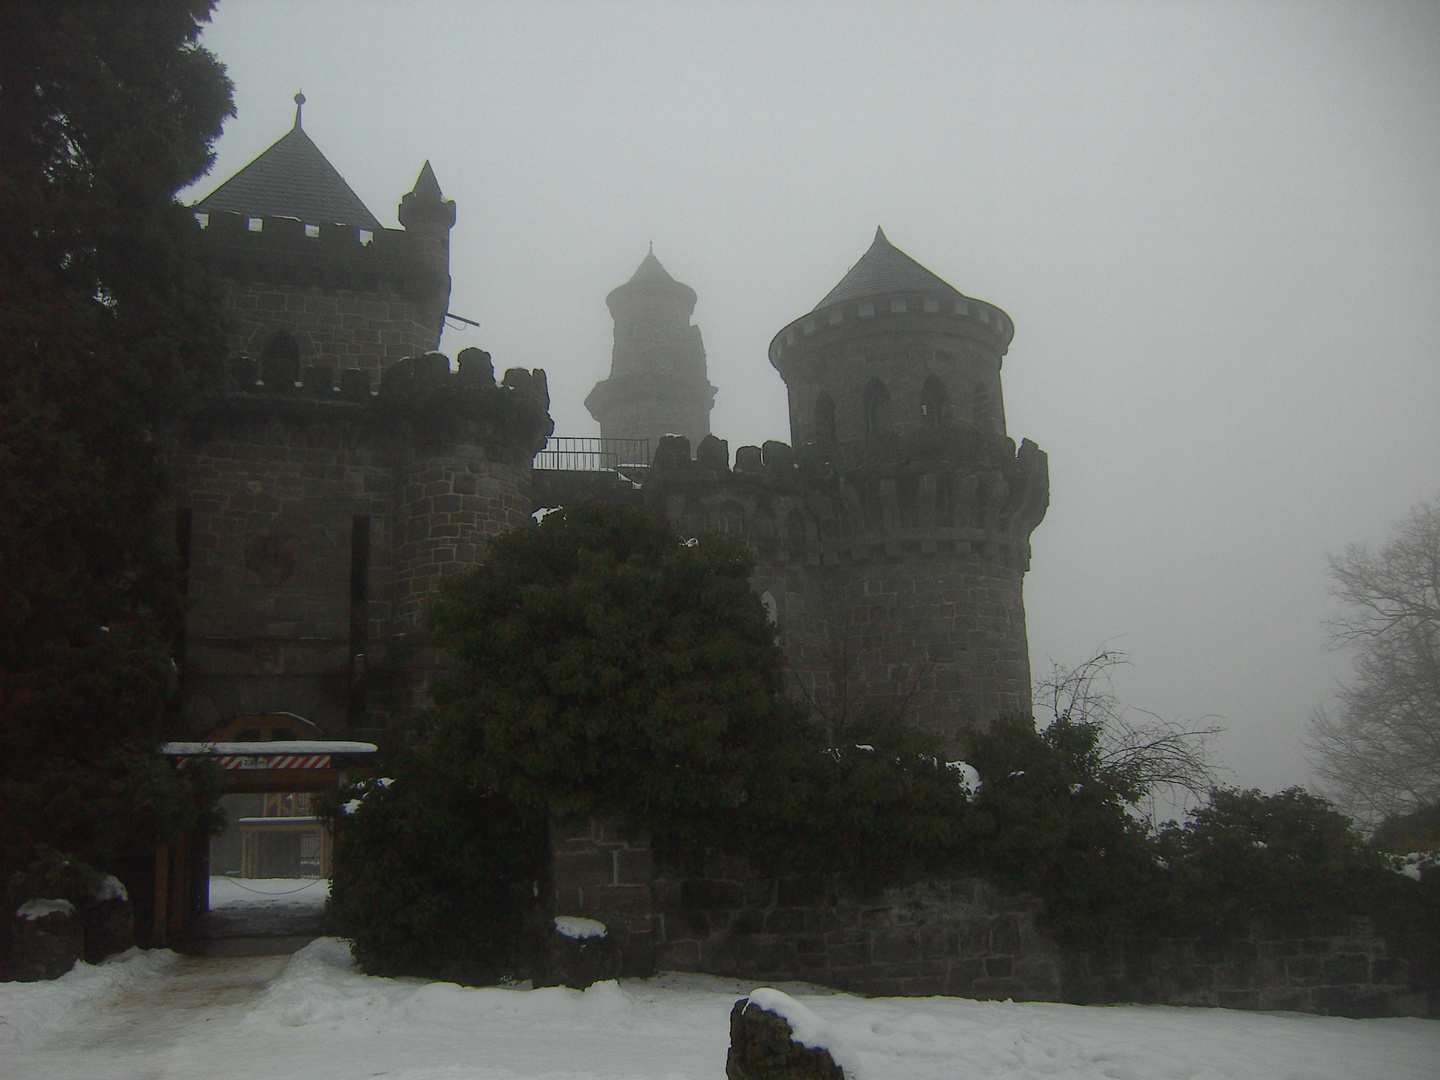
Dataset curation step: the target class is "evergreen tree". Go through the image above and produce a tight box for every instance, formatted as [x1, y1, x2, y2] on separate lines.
[0, 2, 234, 899]
[425, 501, 804, 831]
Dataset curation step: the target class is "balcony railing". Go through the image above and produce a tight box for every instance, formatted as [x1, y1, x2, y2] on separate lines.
[533, 437, 651, 472]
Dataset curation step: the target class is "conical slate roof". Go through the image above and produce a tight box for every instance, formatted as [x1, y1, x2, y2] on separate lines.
[607, 244, 696, 307]
[629, 244, 678, 286]
[815, 227, 965, 310]
[194, 101, 382, 230]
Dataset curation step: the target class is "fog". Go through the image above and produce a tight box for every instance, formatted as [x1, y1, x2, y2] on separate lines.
[186, 0, 1440, 799]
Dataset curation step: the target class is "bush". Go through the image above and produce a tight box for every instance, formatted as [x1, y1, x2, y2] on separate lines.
[1157, 787, 1387, 936]
[4, 848, 103, 913]
[321, 753, 548, 984]
[425, 502, 804, 833]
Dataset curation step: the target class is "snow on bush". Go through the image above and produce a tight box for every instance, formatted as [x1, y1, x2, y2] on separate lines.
[15, 898, 74, 920]
[92, 874, 128, 903]
[1386, 851, 1439, 881]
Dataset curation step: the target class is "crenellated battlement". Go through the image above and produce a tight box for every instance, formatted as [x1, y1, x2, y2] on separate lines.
[193, 211, 446, 299]
[771, 291, 1013, 368]
[646, 431, 1047, 571]
[198, 348, 553, 465]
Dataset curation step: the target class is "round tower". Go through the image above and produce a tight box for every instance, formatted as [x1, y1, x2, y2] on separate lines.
[766, 228, 1049, 741]
[585, 246, 717, 453]
[771, 227, 1015, 470]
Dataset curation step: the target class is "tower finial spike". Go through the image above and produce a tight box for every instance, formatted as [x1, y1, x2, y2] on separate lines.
[293, 91, 306, 129]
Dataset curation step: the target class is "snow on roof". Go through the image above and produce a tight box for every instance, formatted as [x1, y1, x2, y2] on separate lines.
[159, 741, 377, 756]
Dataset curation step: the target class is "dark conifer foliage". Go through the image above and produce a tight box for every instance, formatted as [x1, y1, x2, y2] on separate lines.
[0, 2, 234, 902]
[425, 501, 804, 830]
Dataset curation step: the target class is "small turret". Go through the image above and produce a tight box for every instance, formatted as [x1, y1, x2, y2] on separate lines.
[585, 246, 717, 454]
[398, 161, 456, 350]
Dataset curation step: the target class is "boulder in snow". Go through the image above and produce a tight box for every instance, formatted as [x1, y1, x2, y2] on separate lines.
[82, 877, 134, 964]
[8, 899, 82, 981]
[726, 995, 845, 1080]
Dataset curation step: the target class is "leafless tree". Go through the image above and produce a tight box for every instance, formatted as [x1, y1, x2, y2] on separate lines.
[1036, 650, 1222, 810]
[1309, 497, 1440, 828]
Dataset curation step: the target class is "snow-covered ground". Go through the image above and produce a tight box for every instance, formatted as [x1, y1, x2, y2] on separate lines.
[1, 938, 1435, 1079]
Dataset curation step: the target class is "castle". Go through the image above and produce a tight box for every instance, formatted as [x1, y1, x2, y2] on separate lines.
[174, 101, 1048, 750]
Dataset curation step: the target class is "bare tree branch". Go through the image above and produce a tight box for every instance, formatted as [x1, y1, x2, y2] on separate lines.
[1308, 497, 1440, 828]
[1036, 649, 1222, 807]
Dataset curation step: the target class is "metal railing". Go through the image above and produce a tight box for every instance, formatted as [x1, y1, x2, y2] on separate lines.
[533, 437, 651, 472]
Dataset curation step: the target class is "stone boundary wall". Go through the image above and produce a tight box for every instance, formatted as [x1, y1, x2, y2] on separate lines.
[550, 823, 1435, 1017]
[651, 853, 1063, 1001]
[1064, 925, 1435, 1017]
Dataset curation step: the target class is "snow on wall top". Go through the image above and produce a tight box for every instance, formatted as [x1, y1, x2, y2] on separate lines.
[159, 741, 378, 755]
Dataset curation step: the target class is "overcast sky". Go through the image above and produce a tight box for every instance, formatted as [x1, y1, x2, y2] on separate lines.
[186, 0, 1440, 802]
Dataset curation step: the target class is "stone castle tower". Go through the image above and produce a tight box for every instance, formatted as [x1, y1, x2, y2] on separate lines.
[584, 246, 717, 451]
[172, 100, 550, 737]
[638, 228, 1048, 745]
[193, 94, 454, 388]
[173, 99, 1044, 748]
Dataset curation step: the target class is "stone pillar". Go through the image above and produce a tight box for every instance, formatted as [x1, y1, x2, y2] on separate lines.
[549, 816, 656, 977]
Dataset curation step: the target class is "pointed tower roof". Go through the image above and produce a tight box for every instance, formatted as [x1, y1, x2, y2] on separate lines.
[629, 243, 677, 285]
[814, 227, 965, 310]
[607, 244, 696, 310]
[398, 160, 456, 229]
[194, 94, 382, 230]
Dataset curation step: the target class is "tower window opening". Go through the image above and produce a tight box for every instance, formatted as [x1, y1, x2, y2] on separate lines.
[973, 380, 992, 426]
[814, 392, 837, 446]
[262, 338, 300, 394]
[863, 380, 892, 435]
[261, 332, 300, 387]
[921, 376, 950, 429]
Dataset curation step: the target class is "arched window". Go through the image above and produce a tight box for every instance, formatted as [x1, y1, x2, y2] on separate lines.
[921, 376, 950, 429]
[973, 379, 992, 427]
[261, 332, 300, 388]
[814, 391, 837, 446]
[863, 380, 892, 435]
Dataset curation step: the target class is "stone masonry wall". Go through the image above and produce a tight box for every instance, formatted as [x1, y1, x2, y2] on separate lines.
[1064, 922, 1435, 1016]
[223, 280, 440, 383]
[196, 211, 448, 384]
[170, 356, 550, 736]
[393, 448, 533, 631]
[651, 851, 1062, 1000]
[639, 842, 1435, 1017]
[547, 822, 1434, 1017]
[170, 400, 399, 733]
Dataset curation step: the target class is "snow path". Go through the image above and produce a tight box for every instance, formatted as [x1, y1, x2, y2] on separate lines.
[1, 939, 1436, 1079]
